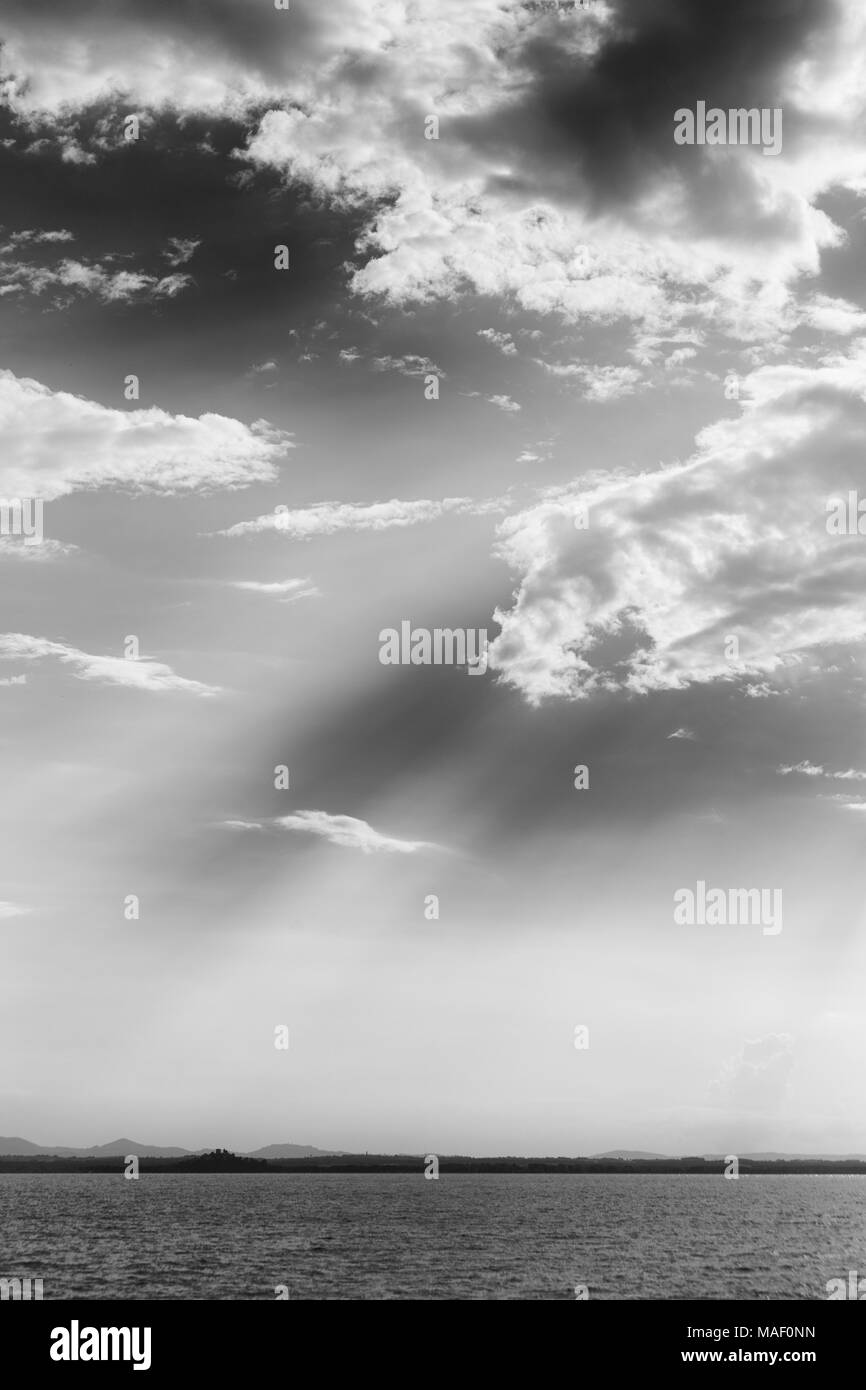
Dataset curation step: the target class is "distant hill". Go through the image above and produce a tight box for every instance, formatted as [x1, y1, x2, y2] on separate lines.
[0, 1136, 195, 1157]
[0, 1136, 338, 1159]
[5, 1136, 865, 1163]
[245, 1143, 338, 1159]
[0, 1137, 44, 1155]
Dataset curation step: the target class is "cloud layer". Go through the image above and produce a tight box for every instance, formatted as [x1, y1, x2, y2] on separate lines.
[489, 343, 866, 702]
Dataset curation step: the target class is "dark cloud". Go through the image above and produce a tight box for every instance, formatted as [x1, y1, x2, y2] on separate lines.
[455, 0, 837, 227]
[0, 0, 328, 88]
[0, 105, 369, 398]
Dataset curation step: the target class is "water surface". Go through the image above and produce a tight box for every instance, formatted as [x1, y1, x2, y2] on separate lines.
[1, 1173, 863, 1299]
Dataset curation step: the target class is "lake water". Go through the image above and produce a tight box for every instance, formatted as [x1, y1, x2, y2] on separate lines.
[1, 1173, 864, 1299]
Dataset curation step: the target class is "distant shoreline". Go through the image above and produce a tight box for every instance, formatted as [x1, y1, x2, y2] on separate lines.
[2, 1155, 866, 1175]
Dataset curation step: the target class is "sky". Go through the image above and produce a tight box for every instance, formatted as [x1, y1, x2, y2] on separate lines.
[1, 0, 866, 1156]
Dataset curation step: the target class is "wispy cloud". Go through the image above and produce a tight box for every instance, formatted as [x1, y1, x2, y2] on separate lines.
[0, 900, 31, 919]
[536, 360, 643, 401]
[224, 810, 440, 854]
[163, 235, 200, 267]
[215, 496, 493, 540]
[0, 634, 219, 696]
[371, 354, 444, 378]
[778, 761, 866, 780]
[2, 228, 74, 247]
[229, 577, 320, 603]
[0, 253, 193, 304]
[0, 537, 78, 562]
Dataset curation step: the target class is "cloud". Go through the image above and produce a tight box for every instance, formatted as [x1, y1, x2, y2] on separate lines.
[215, 496, 488, 540]
[487, 393, 521, 413]
[3, 227, 74, 246]
[516, 438, 554, 466]
[229, 578, 320, 603]
[0, 673, 27, 686]
[667, 727, 696, 741]
[222, 811, 439, 852]
[488, 342, 866, 703]
[0, 370, 291, 501]
[0, 900, 31, 918]
[536, 359, 643, 400]
[477, 328, 517, 356]
[0, 0, 369, 115]
[0, 537, 78, 562]
[163, 235, 200, 267]
[371, 354, 445, 378]
[664, 347, 698, 370]
[4, 2, 865, 353]
[709, 1034, 795, 1113]
[0, 245, 194, 304]
[743, 682, 779, 699]
[231, 0, 866, 355]
[819, 793, 866, 810]
[0, 633, 219, 695]
[274, 810, 439, 854]
[778, 760, 866, 780]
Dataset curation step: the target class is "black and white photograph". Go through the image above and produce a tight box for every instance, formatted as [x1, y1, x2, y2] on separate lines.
[0, 0, 864, 1357]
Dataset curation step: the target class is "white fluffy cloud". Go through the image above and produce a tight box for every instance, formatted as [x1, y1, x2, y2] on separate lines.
[0, 370, 291, 501]
[235, 0, 866, 346]
[0, 633, 219, 695]
[488, 341, 866, 702]
[5, 2, 866, 346]
[477, 329, 517, 356]
[0, 0, 376, 115]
